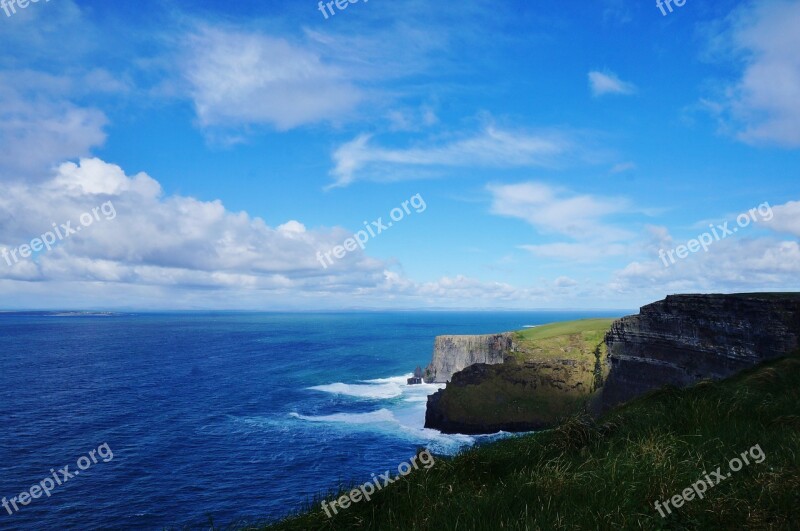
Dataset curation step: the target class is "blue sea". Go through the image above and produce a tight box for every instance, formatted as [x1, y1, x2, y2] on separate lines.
[0, 311, 627, 529]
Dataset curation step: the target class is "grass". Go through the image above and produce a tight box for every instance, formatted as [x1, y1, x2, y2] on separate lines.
[251, 352, 800, 531]
[511, 318, 616, 364]
[515, 318, 618, 342]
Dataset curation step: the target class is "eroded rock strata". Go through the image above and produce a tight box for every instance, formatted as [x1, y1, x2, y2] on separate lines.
[599, 293, 800, 411]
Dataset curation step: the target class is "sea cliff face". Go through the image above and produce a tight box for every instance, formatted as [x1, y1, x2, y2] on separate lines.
[599, 293, 800, 411]
[424, 321, 612, 434]
[424, 333, 513, 383]
[423, 294, 800, 435]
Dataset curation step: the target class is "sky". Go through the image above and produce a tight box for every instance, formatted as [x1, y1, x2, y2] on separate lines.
[0, 0, 798, 310]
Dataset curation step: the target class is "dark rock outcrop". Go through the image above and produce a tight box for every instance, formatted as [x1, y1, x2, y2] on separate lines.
[425, 358, 599, 434]
[598, 293, 800, 412]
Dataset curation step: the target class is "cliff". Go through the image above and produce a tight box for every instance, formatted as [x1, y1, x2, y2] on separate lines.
[599, 293, 800, 411]
[423, 294, 800, 436]
[424, 319, 613, 434]
[423, 333, 513, 383]
[425, 357, 601, 434]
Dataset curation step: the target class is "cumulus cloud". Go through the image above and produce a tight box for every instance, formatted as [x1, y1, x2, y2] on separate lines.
[329, 127, 572, 188]
[611, 238, 800, 295]
[0, 158, 384, 288]
[767, 200, 800, 236]
[182, 26, 362, 131]
[0, 158, 566, 309]
[609, 199, 800, 295]
[708, 0, 800, 146]
[588, 70, 637, 97]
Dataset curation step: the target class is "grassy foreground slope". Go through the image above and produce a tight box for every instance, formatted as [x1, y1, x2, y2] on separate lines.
[259, 353, 800, 530]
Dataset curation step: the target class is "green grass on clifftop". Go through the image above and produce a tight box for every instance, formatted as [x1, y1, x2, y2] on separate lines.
[515, 318, 617, 342]
[509, 318, 615, 366]
[254, 352, 800, 530]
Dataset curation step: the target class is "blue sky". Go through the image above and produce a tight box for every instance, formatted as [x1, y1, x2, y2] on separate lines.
[0, 0, 798, 310]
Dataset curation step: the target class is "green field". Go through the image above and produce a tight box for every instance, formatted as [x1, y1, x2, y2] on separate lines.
[515, 317, 618, 342]
[255, 352, 800, 530]
[510, 318, 616, 364]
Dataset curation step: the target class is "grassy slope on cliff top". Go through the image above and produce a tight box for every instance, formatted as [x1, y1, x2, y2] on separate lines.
[515, 318, 617, 342]
[254, 352, 800, 530]
[511, 318, 615, 361]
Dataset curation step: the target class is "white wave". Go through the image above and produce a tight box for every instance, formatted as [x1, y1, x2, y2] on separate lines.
[308, 373, 445, 401]
[289, 409, 397, 424]
[296, 374, 517, 455]
[362, 374, 413, 384]
[309, 382, 404, 399]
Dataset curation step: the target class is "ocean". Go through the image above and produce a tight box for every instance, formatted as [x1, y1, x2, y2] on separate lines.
[0, 311, 626, 529]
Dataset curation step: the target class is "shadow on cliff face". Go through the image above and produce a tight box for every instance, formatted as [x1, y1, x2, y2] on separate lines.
[425, 354, 607, 435]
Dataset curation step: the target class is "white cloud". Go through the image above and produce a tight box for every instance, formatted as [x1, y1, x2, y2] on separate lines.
[182, 26, 362, 130]
[488, 182, 637, 264]
[487, 182, 630, 240]
[767, 200, 800, 236]
[609, 200, 800, 295]
[611, 237, 800, 295]
[588, 70, 637, 97]
[0, 76, 107, 181]
[710, 0, 800, 146]
[0, 158, 383, 287]
[329, 127, 572, 188]
[0, 158, 571, 309]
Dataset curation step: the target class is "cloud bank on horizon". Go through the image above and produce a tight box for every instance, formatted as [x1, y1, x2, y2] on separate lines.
[0, 0, 798, 310]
